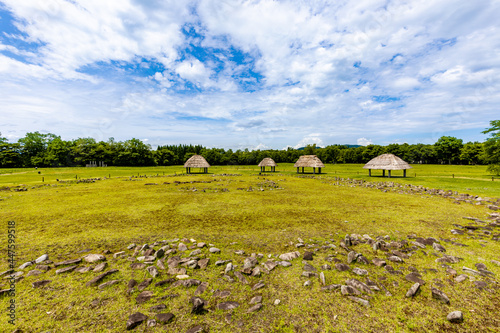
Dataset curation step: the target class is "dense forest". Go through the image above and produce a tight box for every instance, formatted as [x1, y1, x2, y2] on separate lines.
[1, 128, 499, 172]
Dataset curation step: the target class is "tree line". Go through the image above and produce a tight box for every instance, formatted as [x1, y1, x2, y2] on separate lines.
[0, 121, 499, 174]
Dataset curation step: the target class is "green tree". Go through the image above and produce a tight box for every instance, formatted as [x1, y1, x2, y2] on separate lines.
[434, 136, 463, 164]
[459, 142, 484, 165]
[0, 133, 22, 167]
[482, 120, 500, 175]
[44, 138, 71, 167]
[18, 132, 60, 167]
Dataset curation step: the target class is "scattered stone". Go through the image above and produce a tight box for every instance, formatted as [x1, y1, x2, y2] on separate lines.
[56, 265, 77, 274]
[347, 251, 358, 264]
[32, 280, 52, 288]
[335, 263, 350, 272]
[171, 279, 201, 287]
[431, 287, 450, 304]
[447, 311, 463, 323]
[186, 325, 205, 333]
[321, 284, 341, 291]
[155, 279, 175, 287]
[303, 251, 314, 261]
[98, 280, 120, 290]
[35, 254, 48, 264]
[168, 267, 187, 275]
[150, 304, 167, 313]
[178, 243, 188, 251]
[321, 264, 331, 270]
[209, 247, 220, 253]
[348, 296, 371, 307]
[319, 272, 326, 285]
[136, 291, 154, 304]
[93, 262, 107, 273]
[234, 271, 249, 285]
[217, 301, 240, 310]
[462, 267, 481, 275]
[113, 251, 126, 258]
[346, 279, 373, 294]
[279, 251, 300, 261]
[274, 299, 281, 305]
[387, 256, 404, 263]
[252, 282, 265, 291]
[19, 262, 33, 270]
[198, 258, 209, 270]
[432, 243, 446, 252]
[26, 270, 42, 277]
[156, 313, 174, 324]
[243, 257, 258, 273]
[130, 263, 146, 270]
[214, 290, 231, 298]
[127, 244, 136, 250]
[372, 258, 386, 267]
[146, 266, 159, 278]
[405, 283, 420, 297]
[352, 267, 368, 276]
[128, 279, 137, 289]
[405, 273, 426, 285]
[126, 312, 148, 330]
[341, 285, 361, 296]
[473, 281, 488, 289]
[195, 282, 209, 296]
[278, 261, 292, 267]
[76, 266, 92, 273]
[86, 269, 119, 287]
[137, 278, 152, 291]
[197, 242, 206, 248]
[303, 280, 312, 287]
[191, 297, 206, 314]
[83, 254, 106, 263]
[455, 274, 468, 283]
[248, 303, 263, 312]
[249, 295, 262, 304]
[475, 263, 487, 271]
[147, 319, 156, 327]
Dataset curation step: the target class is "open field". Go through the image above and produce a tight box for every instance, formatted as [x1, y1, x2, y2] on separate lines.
[0, 165, 499, 332]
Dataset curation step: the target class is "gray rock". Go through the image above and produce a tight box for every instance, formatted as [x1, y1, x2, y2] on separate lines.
[335, 263, 350, 272]
[252, 282, 265, 290]
[147, 319, 156, 327]
[130, 263, 146, 270]
[243, 257, 258, 272]
[321, 264, 331, 270]
[405, 283, 420, 297]
[279, 251, 300, 261]
[19, 262, 33, 270]
[27, 270, 43, 277]
[56, 265, 77, 274]
[303, 251, 314, 261]
[405, 273, 425, 285]
[491, 260, 500, 267]
[319, 272, 326, 285]
[198, 258, 209, 269]
[341, 285, 361, 295]
[352, 267, 368, 276]
[136, 291, 154, 304]
[454, 274, 468, 283]
[436, 255, 461, 264]
[346, 279, 373, 294]
[86, 269, 119, 287]
[432, 243, 446, 252]
[186, 325, 205, 333]
[304, 280, 312, 287]
[168, 267, 186, 275]
[195, 282, 209, 296]
[217, 301, 239, 310]
[76, 266, 92, 273]
[127, 243, 136, 250]
[32, 280, 51, 288]
[54, 258, 82, 267]
[234, 271, 249, 284]
[178, 243, 188, 251]
[278, 261, 292, 267]
[387, 256, 404, 263]
[209, 247, 220, 253]
[303, 263, 316, 272]
[191, 296, 206, 314]
[372, 258, 386, 267]
[35, 254, 48, 264]
[186, 260, 198, 269]
[462, 267, 481, 275]
[224, 262, 234, 274]
[155, 248, 165, 259]
[214, 290, 231, 298]
[171, 279, 201, 287]
[475, 263, 487, 271]
[93, 262, 107, 273]
[137, 278, 152, 291]
[249, 295, 262, 304]
[348, 296, 371, 307]
[83, 254, 106, 263]
[126, 312, 148, 330]
[247, 303, 263, 313]
[321, 284, 341, 291]
[251, 267, 261, 277]
[98, 280, 120, 290]
[447, 311, 463, 323]
[347, 251, 358, 264]
[156, 312, 174, 324]
[128, 279, 138, 289]
[189, 249, 201, 257]
[263, 261, 277, 271]
[431, 287, 450, 304]
[197, 242, 206, 248]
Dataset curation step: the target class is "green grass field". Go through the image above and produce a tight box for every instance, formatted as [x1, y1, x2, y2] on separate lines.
[0, 165, 499, 332]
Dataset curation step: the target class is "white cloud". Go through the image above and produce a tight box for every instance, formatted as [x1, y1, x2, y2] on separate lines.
[1, 0, 500, 148]
[357, 137, 373, 146]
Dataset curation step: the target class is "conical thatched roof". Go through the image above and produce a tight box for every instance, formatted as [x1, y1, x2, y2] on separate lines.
[184, 155, 210, 168]
[258, 157, 277, 167]
[294, 155, 325, 168]
[363, 154, 412, 170]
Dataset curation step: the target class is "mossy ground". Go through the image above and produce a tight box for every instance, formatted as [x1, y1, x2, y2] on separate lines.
[0, 164, 499, 332]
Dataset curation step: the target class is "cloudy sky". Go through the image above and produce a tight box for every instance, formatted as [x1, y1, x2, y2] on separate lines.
[1, 0, 499, 149]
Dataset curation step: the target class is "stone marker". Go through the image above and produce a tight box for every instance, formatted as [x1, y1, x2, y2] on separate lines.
[405, 283, 420, 297]
[217, 301, 239, 310]
[156, 313, 174, 324]
[431, 287, 450, 304]
[126, 312, 148, 330]
[32, 280, 52, 288]
[136, 291, 154, 304]
[83, 254, 106, 263]
[447, 311, 463, 323]
[86, 269, 118, 287]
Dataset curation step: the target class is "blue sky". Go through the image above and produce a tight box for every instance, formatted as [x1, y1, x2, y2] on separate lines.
[1, 0, 499, 150]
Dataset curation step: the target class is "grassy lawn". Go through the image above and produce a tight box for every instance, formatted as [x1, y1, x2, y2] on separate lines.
[0, 165, 499, 332]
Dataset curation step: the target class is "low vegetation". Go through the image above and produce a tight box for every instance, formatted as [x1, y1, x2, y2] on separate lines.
[0, 165, 499, 332]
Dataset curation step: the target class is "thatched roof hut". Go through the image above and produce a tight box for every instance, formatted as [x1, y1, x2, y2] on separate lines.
[258, 158, 277, 172]
[363, 153, 411, 177]
[294, 155, 325, 174]
[184, 155, 210, 174]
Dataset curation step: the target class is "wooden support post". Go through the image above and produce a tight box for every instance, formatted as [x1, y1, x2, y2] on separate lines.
[369, 169, 371, 177]
[319, 167, 321, 174]
[313, 167, 316, 174]
[382, 170, 385, 177]
[403, 170, 406, 177]
[297, 167, 299, 173]
[302, 167, 304, 173]
[42, 177, 44, 182]
[388, 170, 391, 178]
